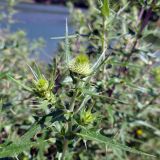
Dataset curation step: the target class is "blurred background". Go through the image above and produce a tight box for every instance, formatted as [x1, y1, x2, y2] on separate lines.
[0, 0, 84, 62]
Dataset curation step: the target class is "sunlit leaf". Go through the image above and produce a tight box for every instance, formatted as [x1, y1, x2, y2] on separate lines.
[77, 129, 155, 157]
[0, 110, 64, 158]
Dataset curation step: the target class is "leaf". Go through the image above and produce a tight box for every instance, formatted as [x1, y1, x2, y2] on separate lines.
[19, 124, 41, 144]
[34, 63, 42, 79]
[77, 130, 155, 157]
[101, 0, 110, 18]
[81, 88, 129, 105]
[0, 110, 64, 158]
[7, 75, 32, 92]
[91, 49, 106, 71]
[18, 110, 64, 145]
[27, 64, 38, 81]
[126, 83, 149, 93]
[0, 142, 36, 158]
[0, 123, 40, 158]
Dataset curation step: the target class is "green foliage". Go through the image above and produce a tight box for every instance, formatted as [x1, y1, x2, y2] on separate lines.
[0, 0, 160, 160]
[0, 110, 64, 158]
[0, 141, 36, 158]
[77, 130, 154, 157]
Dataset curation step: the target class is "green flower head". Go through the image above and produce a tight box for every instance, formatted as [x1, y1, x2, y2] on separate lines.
[80, 110, 95, 125]
[34, 78, 49, 92]
[33, 78, 56, 103]
[69, 53, 92, 76]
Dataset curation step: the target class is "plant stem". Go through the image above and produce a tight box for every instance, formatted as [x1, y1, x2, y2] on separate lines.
[102, 17, 107, 53]
[75, 95, 90, 114]
[102, 17, 108, 82]
[61, 139, 68, 160]
[70, 91, 77, 112]
[70, 81, 79, 112]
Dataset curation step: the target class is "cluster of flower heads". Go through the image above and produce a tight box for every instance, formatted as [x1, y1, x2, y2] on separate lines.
[68, 53, 95, 125]
[31, 53, 96, 125]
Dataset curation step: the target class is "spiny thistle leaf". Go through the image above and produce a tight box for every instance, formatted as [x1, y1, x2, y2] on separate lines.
[34, 63, 43, 79]
[19, 124, 41, 143]
[0, 142, 37, 158]
[0, 124, 40, 158]
[91, 49, 106, 71]
[0, 110, 64, 158]
[27, 64, 38, 80]
[77, 129, 155, 157]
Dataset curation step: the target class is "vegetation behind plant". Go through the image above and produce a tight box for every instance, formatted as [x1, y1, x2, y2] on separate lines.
[0, 0, 160, 160]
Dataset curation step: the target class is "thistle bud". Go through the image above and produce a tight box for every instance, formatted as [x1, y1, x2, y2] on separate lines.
[80, 110, 95, 125]
[34, 78, 49, 93]
[68, 53, 92, 77]
[33, 78, 56, 103]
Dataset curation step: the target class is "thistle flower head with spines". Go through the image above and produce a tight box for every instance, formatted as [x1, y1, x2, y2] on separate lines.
[32, 75, 56, 103]
[68, 53, 92, 76]
[34, 78, 49, 93]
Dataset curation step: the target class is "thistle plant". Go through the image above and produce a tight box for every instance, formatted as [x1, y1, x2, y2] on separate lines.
[0, 0, 160, 160]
